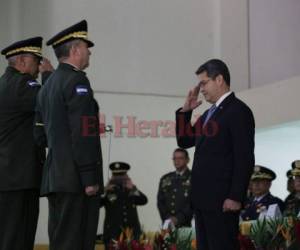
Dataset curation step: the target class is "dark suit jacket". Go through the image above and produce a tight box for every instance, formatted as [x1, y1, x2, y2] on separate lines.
[34, 63, 103, 196]
[176, 93, 255, 211]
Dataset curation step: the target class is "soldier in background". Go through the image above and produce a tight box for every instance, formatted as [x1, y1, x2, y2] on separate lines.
[287, 170, 294, 194]
[101, 162, 148, 248]
[157, 148, 193, 228]
[241, 165, 284, 221]
[284, 161, 298, 202]
[284, 161, 300, 217]
[0, 37, 53, 250]
[285, 168, 295, 204]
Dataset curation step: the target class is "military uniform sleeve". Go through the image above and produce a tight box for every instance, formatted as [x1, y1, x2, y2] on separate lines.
[16, 75, 40, 112]
[157, 177, 170, 221]
[33, 92, 47, 148]
[63, 74, 101, 187]
[175, 108, 196, 148]
[128, 186, 148, 205]
[41, 71, 52, 85]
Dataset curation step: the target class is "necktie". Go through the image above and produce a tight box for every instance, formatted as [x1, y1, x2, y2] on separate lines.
[203, 104, 217, 126]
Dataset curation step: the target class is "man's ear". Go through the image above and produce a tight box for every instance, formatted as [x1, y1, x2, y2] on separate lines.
[216, 74, 224, 86]
[69, 45, 77, 57]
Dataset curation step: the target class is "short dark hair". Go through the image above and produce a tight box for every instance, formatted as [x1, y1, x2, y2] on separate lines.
[173, 148, 189, 159]
[54, 39, 81, 60]
[195, 59, 230, 86]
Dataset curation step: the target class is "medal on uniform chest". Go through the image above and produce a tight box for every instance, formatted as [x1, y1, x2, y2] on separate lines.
[162, 178, 171, 188]
[184, 191, 188, 197]
[108, 193, 117, 202]
[256, 203, 266, 213]
[181, 178, 190, 187]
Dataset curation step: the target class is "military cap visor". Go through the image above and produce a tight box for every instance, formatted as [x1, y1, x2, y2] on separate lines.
[1, 36, 43, 59]
[47, 20, 94, 48]
[251, 165, 276, 181]
[109, 162, 130, 175]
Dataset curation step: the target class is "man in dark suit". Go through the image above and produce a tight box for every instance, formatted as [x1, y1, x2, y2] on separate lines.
[175, 59, 255, 250]
[0, 37, 53, 250]
[34, 20, 103, 250]
[241, 165, 284, 221]
[157, 148, 193, 228]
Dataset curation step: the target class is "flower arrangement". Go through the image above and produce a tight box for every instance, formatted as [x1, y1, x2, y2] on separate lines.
[106, 217, 300, 250]
[107, 227, 196, 250]
[239, 216, 300, 250]
[107, 228, 153, 250]
[153, 228, 196, 250]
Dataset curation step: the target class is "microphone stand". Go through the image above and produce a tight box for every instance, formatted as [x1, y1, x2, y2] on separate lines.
[105, 125, 113, 182]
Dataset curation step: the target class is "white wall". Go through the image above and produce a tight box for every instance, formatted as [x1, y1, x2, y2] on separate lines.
[4, 0, 250, 95]
[249, 0, 300, 87]
[0, 0, 19, 72]
[238, 75, 300, 129]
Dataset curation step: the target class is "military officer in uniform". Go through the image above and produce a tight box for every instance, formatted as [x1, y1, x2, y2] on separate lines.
[101, 162, 148, 248]
[34, 20, 103, 250]
[287, 170, 294, 194]
[157, 148, 193, 228]
[284, 162, 296, 206]
[0, 37, 53, 250]
[241, 165, 284, 221]
[284, 161, 300, 217]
